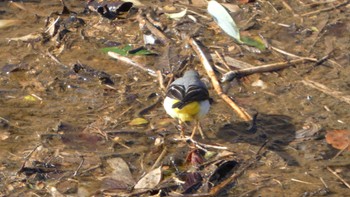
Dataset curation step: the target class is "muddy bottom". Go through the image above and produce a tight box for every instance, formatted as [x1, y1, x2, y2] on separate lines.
[0, 0, 349, 196]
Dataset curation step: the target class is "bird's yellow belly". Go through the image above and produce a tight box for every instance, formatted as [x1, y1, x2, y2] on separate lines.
[164, 99, 200, 122]
[174, 101, 200, 115]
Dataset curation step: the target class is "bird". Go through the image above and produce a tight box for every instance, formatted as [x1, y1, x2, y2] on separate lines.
[163, 70, 211, 138]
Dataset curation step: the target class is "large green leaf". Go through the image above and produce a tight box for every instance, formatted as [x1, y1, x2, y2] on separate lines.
[207, 0, 241, 42]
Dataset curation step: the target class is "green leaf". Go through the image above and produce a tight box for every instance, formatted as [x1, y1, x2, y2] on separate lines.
[207, 0, 241, 42]
[101, 45, 155, 56]
[101, 45, 131, 56]
[241, 36, 267, 51]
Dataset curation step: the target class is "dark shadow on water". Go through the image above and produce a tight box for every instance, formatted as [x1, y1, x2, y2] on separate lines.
[217, 113, 298, 166]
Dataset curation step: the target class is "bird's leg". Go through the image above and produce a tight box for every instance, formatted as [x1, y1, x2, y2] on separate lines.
[191, 120, 205, 139]
[190, 124, 197, 139]
[177, 121, 186, 138]
[197, 121, 205, 139]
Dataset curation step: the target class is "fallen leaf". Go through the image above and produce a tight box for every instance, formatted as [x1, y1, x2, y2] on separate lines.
[134, 166, 162, 189]
[241, 36, 267, 51]
[24, 95, 38, 102]
[102, 157, 135, 190]
[207, 0, 241, 42]
[185, 149, 204, 166]
[165, 9, 187, 20]
[325, 130, 350, 151]
[129, 117, 149, 126]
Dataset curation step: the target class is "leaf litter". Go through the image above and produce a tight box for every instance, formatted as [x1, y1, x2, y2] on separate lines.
[0, 0, 349, 196]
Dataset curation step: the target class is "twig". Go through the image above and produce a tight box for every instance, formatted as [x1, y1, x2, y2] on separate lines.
[307, 17, 329, 54]
[327, 166, 350, 189]
[108, 51, 157, 77]
[136, 14, 170, 45]
[185, 137, 228, 150]
[266, 0, 279, 13]
[46, 51, 69, 68]
[17, 144, 41, 174]
[272, 46, 342, 68]
[221, 58, 311, 82]
[280, 0, 295, 14]
[189, 37, 252, 121]
[301, 79, 350, 105]
[319, 177, 329, 189]
[157, 70, 166, 92]
[304, 0, 337, 7]
[151, 147, 167, 170]
[73, 156, 84, 177]
[331, 143, 350, 160]
[291, 178, 314, 185]
[301, 0, 349, 17]
[271, 46, 318, 61]
[45, 16, 60, 33]
[256, 18, 290, 28]
[214, 50, 230, 72]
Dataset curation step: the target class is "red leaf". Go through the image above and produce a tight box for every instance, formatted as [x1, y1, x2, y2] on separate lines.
[325, 130, 350, 151]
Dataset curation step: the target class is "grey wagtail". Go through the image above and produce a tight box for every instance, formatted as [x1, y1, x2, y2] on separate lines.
[163, 70, 211, 138]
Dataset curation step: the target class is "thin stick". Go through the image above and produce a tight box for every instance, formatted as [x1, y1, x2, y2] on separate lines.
[304, 0, 337, 7]
[301, 0, 350, 17]
[157, 70, 166, 92]
[73, 156, 84, 177]
[17, 144, 41, 174]
[221, 58, 310, 82]
[46, 51, 68, 68]
[256, 18, 290, 28]
[189, 37, 252, 121]
[291, 178, 314, 185]
[108, 51, 157, 77]
[271, 46, 318, 61]
[319, 177, 329, 189]
[327, 166, 350, 189]
[272, 46, 342, 68]
[185, 137, 228, 150]
[301, 79, 350, 105]
[331, 143, 350, 160]
[214, 50, 230, 71]
[136, 14, 170, 45]
[280, 0, 294, 13]
[45, 16, 60, 33]
[151, 147, 167, 170]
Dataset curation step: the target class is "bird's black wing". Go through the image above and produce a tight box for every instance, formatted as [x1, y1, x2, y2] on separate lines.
[166, 84, 185, 101]
[172, 85, 209, 109]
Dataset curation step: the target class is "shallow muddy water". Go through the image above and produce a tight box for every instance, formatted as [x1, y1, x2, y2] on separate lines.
[0, 0, 349, 196]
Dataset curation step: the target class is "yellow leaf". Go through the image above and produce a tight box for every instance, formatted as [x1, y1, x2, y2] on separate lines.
[129, 118, 148, 126]
[24, 95, 37, 102]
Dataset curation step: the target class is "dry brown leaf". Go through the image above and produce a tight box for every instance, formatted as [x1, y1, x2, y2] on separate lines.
[325, 130, 350, 151]
[134, 166, 162, 189]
